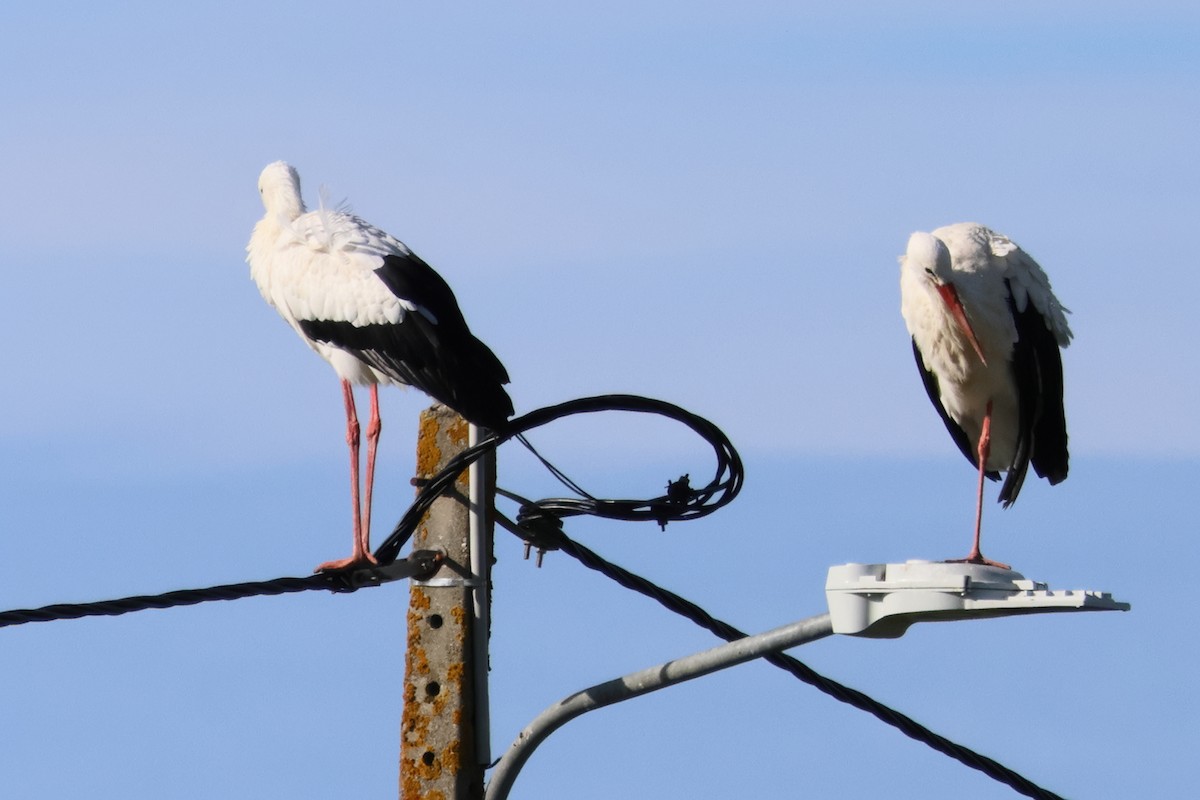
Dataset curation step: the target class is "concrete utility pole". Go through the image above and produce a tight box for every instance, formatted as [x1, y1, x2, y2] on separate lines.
[400, 404, 492, 800]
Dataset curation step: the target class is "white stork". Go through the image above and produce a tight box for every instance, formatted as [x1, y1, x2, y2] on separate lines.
[248, 161, 513, 572]
[899, 222, 1072, 568]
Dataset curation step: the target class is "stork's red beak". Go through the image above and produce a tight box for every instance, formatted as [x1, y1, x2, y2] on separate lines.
[936, 283, 987, 365]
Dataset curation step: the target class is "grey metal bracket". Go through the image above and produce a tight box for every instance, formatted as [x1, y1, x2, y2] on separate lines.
[343, 549, 444, 589]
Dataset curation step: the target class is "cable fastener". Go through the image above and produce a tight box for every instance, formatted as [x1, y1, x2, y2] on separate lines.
[512, 505, 564, 568]
[344, 549, 444, 589]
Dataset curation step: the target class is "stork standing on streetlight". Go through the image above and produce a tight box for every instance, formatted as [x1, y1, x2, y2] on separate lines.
[899, 222, 1072, 567]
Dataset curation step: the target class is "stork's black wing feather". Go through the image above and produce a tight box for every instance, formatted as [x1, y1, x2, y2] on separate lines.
[998, 283, 1069, 507]
[999, 288, 1034, 507]
[912, 338, 1000, 482]
[372, 252, 471, 332]
[299, 253, 513, 430]
[1030, 334, 1069, 485]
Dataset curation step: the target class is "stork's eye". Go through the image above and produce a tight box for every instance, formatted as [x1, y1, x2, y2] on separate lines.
[924, 267, 935, 277]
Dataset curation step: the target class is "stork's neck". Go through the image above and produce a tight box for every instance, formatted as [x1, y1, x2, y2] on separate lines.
[262, 184, 306, 223]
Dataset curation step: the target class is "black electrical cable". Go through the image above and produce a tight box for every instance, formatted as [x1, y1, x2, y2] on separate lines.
[0, 574, 347, 628]
[371, 394, 743, 564]
[0, 552, 444, 629]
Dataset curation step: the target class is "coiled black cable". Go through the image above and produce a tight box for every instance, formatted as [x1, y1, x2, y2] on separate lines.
[372, 394, 743, 564]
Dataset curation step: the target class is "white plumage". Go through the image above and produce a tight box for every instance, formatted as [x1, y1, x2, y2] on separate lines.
[899, 222, 1071, 567]
[248, 161, 512, 571]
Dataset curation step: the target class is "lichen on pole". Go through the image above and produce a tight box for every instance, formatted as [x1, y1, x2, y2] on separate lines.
[400, 404, 486, 800]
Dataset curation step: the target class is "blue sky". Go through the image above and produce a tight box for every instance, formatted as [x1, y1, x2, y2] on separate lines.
[1, 2, 1196, 797]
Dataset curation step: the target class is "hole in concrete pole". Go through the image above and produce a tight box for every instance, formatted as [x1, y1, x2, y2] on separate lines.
[428, 614, 444, 629]
[422, 751, 435, 766]
[426, 681, 441, 697]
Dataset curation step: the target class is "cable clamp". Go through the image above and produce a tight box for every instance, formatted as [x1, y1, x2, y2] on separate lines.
[344, 549, 444, 589]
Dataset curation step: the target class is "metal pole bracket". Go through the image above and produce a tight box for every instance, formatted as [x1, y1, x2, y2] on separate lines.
[343, 549, 444, 589]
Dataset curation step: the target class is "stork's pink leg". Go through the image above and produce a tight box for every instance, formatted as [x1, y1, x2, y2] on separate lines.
[962, 400, 1010, 569]
[358, 384, 382, 565]
[317, 380, 373, 572]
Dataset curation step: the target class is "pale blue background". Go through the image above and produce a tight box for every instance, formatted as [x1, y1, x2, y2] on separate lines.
[1, 2, 1194, 797]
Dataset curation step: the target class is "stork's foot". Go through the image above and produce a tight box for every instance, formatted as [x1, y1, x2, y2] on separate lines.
[315, 551, 380, 573]
[946, 552, 1011, 570]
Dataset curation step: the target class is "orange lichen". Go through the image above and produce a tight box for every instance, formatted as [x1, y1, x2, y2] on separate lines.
[446, 416, 468, 447]
[400, 764, 448, 800]
[409, 588, 431, 611]
[415, 413, 443, 476]
[410, 647, 430, 678]
[399, 765, 419, 799]
[440, 740, 463, 774]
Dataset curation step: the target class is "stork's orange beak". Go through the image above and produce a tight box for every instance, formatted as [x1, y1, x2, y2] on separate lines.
[936, 283, 987, 365]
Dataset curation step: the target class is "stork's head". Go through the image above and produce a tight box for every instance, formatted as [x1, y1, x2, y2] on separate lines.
[904, 231, 952, 279]
[257, 161, 305, 221]
[903, 231, 987, 365]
